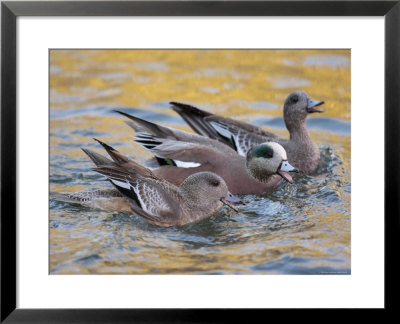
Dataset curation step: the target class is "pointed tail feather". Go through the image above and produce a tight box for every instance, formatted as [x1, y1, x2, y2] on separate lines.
[81, 148, 116, 167]
[92, 139, 157, 178]
[92, 138, 129, 165]
[170, 101, 212, 118]
[114, 110, 174, 138]
[125, 120, 145, 133]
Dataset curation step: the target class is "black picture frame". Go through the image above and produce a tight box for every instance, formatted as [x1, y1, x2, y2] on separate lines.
[1, 1, 399, 322]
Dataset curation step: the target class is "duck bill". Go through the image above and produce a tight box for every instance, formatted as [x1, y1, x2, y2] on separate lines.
[221, 198, 239, 212]
[277, 160, 298, 184]
[277, 170, 293, 183]
[307, 98, 325, 113]
[220, 191, 242, 212]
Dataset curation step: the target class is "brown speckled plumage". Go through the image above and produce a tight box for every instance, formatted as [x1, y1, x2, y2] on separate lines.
[51, 144, 236, 226]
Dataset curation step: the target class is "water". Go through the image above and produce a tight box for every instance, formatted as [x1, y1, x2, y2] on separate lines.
[50, 49, 351, 274]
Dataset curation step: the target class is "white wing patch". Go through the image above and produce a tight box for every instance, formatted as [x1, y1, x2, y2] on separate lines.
[174, 160, 201, 168]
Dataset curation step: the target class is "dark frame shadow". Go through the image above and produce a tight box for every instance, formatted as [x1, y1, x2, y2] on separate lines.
[1, 1, 399, 322]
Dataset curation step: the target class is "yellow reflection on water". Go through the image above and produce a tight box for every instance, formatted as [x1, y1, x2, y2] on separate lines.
[50, 49, 350, 119]
[50, 49, 351, 274]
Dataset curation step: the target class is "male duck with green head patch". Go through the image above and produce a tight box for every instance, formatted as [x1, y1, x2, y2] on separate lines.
[246, 142, 297, 184]
[114, 112, 298, 195]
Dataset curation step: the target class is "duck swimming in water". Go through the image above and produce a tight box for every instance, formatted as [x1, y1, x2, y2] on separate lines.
[51, 143, 239, 226]
[114, 111, 297, 195]
[170, 91, 324, 174]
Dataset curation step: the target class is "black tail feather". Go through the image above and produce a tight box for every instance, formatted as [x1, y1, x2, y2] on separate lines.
[113, 110, 172, 138]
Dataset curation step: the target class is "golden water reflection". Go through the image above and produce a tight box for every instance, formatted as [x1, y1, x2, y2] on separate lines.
[50, 49, 350, 274]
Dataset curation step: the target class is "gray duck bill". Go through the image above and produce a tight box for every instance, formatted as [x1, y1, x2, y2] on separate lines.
[306, 98, 325, 113]
[220, 191, 242, 212]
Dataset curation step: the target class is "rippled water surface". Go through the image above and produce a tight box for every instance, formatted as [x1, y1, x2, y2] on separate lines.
[50, 50, 351, 274]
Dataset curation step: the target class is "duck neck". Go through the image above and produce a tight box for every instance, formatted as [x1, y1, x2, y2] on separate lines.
[286, 119, 311, 143]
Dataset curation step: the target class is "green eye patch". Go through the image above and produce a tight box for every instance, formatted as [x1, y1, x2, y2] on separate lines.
[251, 144, 274, 158]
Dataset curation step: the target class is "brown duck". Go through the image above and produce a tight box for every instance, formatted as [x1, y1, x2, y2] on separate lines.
[170, 91, 324, 174]
[114, 111, 297, 195]
[50, 141, 239, 226]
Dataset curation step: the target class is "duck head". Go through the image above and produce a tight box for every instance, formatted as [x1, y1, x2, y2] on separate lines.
[283, 91, 324, 130]
[179, 171, 240, 212]
[246, 142, 298, 183]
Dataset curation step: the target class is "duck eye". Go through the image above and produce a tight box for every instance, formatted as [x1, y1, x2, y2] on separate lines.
[292, 95, 299, 103]
[210, 180, 220, 187]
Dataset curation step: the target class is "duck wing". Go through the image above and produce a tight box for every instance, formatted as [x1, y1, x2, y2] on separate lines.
[169, 101, 219, 139]
[170, 101, 282, 156]
[207, 120, 267, 157]
[92, 165, 183, 225]
[114, 111, 235, 167]
[115, 110, 233, 153]
[134, 133, 226, 167]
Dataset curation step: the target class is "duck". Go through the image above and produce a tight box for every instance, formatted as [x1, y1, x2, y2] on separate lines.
[50, 142, 239, 226]
[170, 91, 324, 174]
[114, 111, 297, 195]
